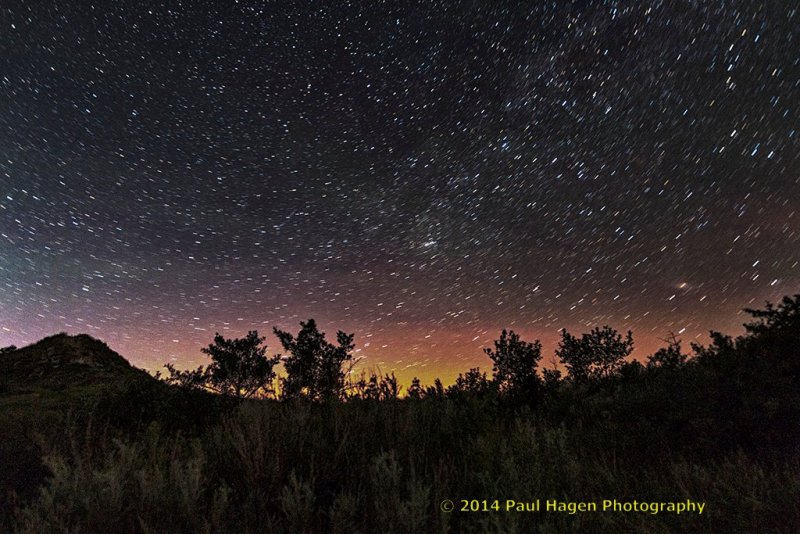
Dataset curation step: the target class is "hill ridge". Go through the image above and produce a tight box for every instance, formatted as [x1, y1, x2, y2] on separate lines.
[0, 333, 151, 393]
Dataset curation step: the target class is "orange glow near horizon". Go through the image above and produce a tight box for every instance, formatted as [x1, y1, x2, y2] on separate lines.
[1, 300, 761, 389]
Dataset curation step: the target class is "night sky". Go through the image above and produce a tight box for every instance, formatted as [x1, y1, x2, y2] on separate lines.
[1, 1, 798, 385]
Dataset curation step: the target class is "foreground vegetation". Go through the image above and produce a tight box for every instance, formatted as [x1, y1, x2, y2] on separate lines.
[11, 401, 800, 533]
[2, 295, 799, 532]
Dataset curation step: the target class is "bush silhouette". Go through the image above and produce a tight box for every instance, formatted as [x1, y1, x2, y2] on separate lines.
[647, 334, 688, 369]
[350, 371, 400, 401]
[164, 331, 280, 399]
[556, 325, 633, 382]
[744, 294, 800, 336]
[406, 377, 425, 399]
[484, 329, 542, 396]
[447, 367, 494, 397]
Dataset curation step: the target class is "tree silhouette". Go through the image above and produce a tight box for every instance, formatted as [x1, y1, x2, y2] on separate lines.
[556, 326, 633, 382]
[647, 333, 687, 369]
[484, 329, 542, 395]
[164, 330, 280, 399]
[743, 294, 800, 336]
[693, 295, 800, 373]
[447, 367, 493, 397]
[691, 331, 735, 363]
[274, 319, 355, 401]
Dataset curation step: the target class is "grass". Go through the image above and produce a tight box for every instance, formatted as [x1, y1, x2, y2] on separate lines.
[6, 397, 799, 533]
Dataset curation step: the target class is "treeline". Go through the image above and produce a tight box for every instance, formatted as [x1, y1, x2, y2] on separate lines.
[162, 317, 639, 401]
[158, 295, 800, 459]
[163, 295, 800, 406]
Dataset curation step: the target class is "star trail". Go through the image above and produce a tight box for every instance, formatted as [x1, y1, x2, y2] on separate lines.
[1, 1, 798, 384]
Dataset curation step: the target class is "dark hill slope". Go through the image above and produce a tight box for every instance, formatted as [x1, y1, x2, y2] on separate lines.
[0, 334, 225, 516]
[1, 333, 153, 394]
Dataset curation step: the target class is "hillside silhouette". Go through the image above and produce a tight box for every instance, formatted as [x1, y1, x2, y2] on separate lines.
[1, 333, 150, 393]
[0, 333, 227, 520]
[1, 295, 799, 532]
